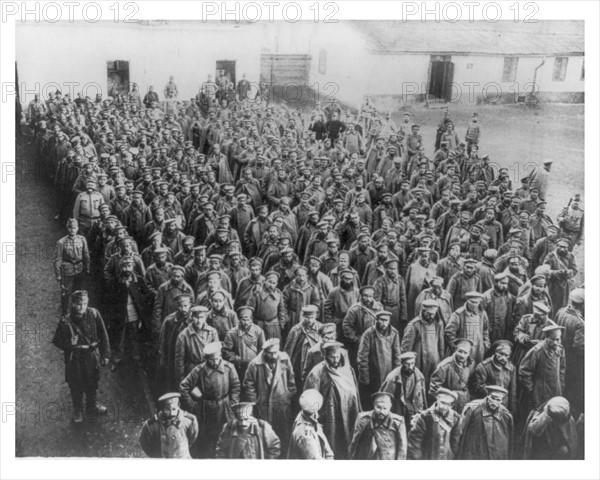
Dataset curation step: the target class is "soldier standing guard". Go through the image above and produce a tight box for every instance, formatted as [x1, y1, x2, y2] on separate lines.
[139, 392, 198, 458]
[52, 290, 110, 423]
[54, 219, 90, 315]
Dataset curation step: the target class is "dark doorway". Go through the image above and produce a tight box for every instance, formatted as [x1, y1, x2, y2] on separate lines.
[107, 60, 130, 98]
[428, 57, 454, 102]
[216, 60, 236, 88]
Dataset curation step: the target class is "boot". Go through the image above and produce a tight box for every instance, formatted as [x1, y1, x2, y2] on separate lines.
[73, 406, 84, 423]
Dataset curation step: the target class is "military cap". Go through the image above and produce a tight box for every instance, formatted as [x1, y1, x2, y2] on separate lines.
[171, 265, 186, 274]
[71, 290, 88, 301]
[417, 247, 431, 254]
[265, 271, 280, 281]
[463, 258, 478, 266]
[483, 249, 498, 261]
[339, 268, 355, 279]
[485, 385, 508, 396]
[557, 238, 570, 248]
[542, 320, 564, 334]
[210, 290, 227, 300]
[493, 340, 513, 352]
[430, 276, 444, 287]
[204, 341, 222, 356]
[322, 341, 343, 352]
[454, 338, 474, 348]
[422, 299, 439, 309]
[248, 257, 263, 267]
[400, 351, 417, 361]
[237, 306, 254, 317]
[263, 338, 280, 351]
[530, 274, 547, 285]
[302, 305, 319, 315]
[436, 388, 458, 402]
[360, 285, 375, 294]
[157, 392, 181, 403]
[295, 265, 308, 275]
[308, 255, 322, 264]
[191, 305, 209, 314]
[325, 235, 339, 245]
[494, 271, 509, 281]
[299, 389, 324, 412]
[153, 246, 169, 255]
[371, 391, 394, 402]
[533, 302, 551, 315]
[569, 288, 584, 304]
[465, 291, 483, 300]
[206, 271, 222, 281]
[208, 254, 223, 262]
[449, 198, 462, 205]
[193, 245, 206, 251]
[383, 258, 398, 268]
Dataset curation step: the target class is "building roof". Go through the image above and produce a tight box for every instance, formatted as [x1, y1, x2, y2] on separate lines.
[352, 20, 583, 56]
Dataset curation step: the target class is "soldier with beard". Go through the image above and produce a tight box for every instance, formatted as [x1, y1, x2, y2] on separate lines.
[519, 322, 566, 410]
[446, 259, 483, 310]
[215, 401, 281, 459]
[381, 351, 427, 428]
[157, 293, 193, 393]
[324, 269, 360, 341]
[304, 341, 361, 460]
[349, 391, 407, 460]
[349, 232, 376, 281]
[342, 285, 383, 370]
[401, 299, 446, 389]
[373, 259, 408, 336]
[445, 291, 490, 365]
[429, 338, 475, 412]
[481, 272, 515, 344]
[407, 388, 462, 460]
[544, 238, 577, 311]
[473, 340, 517, 414]
[457, 385, 513, 460]
[405, 248, 438, 320]
[248, 271, 287, 341]
[139, 392, 199, 458]
[357, 311, 402, 409]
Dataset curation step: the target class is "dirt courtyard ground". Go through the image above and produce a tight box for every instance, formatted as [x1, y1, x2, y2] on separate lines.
[14, 101, 584, 456]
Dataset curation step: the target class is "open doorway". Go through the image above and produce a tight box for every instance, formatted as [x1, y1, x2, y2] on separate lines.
[107, 60, 130, 98]
[428, 56, 454, 102]
[216, 60, 236, 89]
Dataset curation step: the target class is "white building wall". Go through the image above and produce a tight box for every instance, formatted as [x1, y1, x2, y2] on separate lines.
[16, 21, 264, 104]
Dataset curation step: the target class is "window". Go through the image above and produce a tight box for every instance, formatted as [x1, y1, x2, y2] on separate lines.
[553, 57, 568, 81]
[318, 48, 327, 75]
[581, 60, 585, 81]
[502, 57, 518, 82]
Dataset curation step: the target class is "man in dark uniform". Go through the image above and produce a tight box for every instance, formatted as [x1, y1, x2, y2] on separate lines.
[215, 402, 281, 459]
[52, 290, 110, 423]
[139, 392, 198, 458]
[348, 391, 407, 460]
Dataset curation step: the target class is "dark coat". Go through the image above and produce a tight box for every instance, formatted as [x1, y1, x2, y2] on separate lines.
[457, 399, 513, 460]
[407, 406, 462, 460]
[348, 412, 407, 460]
[52, 307, 111, 389]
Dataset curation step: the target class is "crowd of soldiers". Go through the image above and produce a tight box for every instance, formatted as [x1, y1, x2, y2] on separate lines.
[27, 73, 585, 460]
